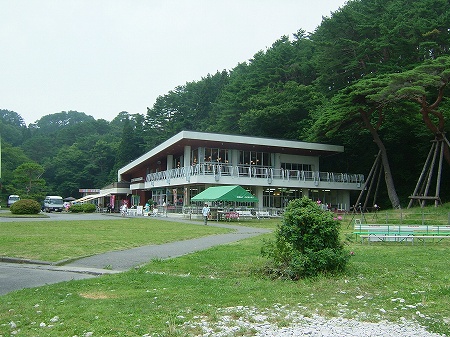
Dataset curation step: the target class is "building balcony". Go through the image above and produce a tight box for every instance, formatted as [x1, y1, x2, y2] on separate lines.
[133, 164, 365, 191]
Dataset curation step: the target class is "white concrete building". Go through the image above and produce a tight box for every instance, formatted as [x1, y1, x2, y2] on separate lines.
[116, 131, 364, 212]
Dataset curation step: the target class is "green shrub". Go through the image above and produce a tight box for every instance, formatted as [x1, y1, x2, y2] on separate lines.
[261, 196, 349, 279]
[10, 199, 41, 214]
[82, 203, 97, 213]
[69, 203, 97, 213]
[69, 204, 83, 213]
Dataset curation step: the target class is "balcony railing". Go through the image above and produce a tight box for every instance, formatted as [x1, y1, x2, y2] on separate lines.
[145, 163, 364, 186]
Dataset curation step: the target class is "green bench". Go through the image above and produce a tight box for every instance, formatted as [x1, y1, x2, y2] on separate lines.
[353, 220, 450, 243]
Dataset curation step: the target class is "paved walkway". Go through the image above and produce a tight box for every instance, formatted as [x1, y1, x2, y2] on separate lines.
[0, 212, 272, 295]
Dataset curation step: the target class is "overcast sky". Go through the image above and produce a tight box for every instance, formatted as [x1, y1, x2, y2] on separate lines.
[1, 0, 347, 126]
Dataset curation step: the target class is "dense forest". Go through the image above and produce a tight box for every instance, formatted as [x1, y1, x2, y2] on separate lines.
[1, 0, 449, 208]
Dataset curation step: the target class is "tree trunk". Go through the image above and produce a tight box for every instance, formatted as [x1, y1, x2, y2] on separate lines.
[360, 109, 401, 208]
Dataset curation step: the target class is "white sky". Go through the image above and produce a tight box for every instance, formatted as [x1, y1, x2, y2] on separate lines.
[1, 0, 347, 126]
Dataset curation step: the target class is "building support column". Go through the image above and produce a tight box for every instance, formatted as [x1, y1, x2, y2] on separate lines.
[183, 187, 189, 206]
[302, 188, 309, 198]
[184, 146, 191, 167]
[256, 186, 264, 209]
[231, 149, 239, 166]
[167, 155, 173, 170]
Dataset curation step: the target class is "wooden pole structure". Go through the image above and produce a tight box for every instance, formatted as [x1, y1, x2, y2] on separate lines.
[421, 139, 439, 206]
[355, 151, 381, 211]
[434, 140, 444, 207]
[408, 136, 446, 208]
[408, 141, 435, 208]
[363, 153, 381, 211]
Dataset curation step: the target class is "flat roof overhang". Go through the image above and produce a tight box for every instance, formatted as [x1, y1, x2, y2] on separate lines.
[118, 131, 344, 176]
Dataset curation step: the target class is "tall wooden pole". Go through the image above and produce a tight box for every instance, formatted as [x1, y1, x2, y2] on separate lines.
[435, 140, 444, 207]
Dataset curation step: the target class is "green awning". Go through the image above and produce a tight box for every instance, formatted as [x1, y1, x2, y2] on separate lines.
[191, 185, 258, 202]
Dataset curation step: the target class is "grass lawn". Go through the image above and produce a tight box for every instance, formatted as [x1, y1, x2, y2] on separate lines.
[0, 211, 49, 218]
[0, 218, 231, 262]
[0, 210, 449, 336]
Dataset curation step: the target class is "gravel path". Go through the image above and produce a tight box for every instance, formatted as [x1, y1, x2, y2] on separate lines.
[179, 306, 446, 337]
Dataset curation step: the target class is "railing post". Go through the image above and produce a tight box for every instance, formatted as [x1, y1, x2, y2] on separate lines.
[313, 171, 320, 186]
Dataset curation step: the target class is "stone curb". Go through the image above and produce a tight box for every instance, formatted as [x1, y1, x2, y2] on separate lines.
[0, 256, 53, 265]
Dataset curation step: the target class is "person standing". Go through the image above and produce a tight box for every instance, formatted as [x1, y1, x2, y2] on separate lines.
[163, 201, 167, 217]
[202, 203, 210, 225]
[120, 203, 128, 217]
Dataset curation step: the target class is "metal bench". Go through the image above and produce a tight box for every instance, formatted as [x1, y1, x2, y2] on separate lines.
[255, 211, 270, 219]
[236, 210, 253, 219]
[360, 234, 450, 245]
[353, 219, 450, 243]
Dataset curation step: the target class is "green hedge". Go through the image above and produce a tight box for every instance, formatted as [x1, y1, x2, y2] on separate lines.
[69, 203, 97, 213]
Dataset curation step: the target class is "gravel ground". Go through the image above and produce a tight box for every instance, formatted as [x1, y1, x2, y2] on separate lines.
[177, 306, 446, 337]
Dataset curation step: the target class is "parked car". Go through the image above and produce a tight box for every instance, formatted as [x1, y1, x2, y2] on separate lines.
[7, 195, 20, 207]
[42, 195, 64, 212]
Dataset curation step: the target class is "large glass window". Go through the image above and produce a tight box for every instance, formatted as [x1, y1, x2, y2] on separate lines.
[263, 188, 302, 208]
[151, 188, 166, 206]
[191, 148, 199, 165]
[281, 163, 313, 171]
[173, 155, 183, 168]
[239, 151, 271, 166]
[196, 147, 230, 164]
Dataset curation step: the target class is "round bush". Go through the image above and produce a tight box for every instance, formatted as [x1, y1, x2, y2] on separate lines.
[261, 196, 349, 279]
[10, 199, 41, 214]
[82, 203, 97, 213]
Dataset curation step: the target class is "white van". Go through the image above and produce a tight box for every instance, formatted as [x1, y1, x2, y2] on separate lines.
[7, 195, 20, 207]
[43, 195, 64, 212]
